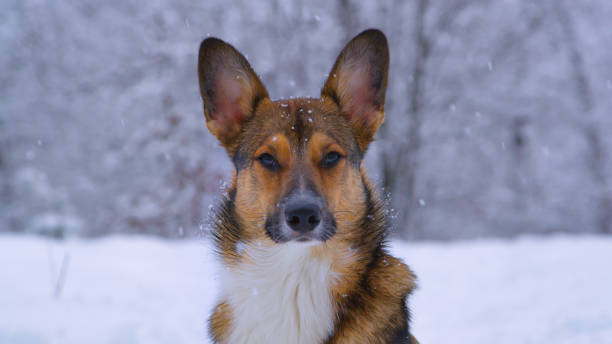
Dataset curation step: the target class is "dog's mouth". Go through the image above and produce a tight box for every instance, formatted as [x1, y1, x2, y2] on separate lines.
[289, 226, 334, 243]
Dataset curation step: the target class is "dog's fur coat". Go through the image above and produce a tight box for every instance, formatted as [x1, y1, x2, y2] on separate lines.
[197, 29, 419, 344]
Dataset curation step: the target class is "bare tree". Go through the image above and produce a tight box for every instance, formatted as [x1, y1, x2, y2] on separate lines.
[381, 0, 474, 238]
[552, 0, 611, 233]
[336, 0, 359, 42]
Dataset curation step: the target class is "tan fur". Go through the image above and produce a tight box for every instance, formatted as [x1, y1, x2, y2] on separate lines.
[199, 29, 419, 344]
[209, 302, 233, 343]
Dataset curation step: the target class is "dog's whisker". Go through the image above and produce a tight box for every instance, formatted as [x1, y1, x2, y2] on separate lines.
[333, 210, 356, 214]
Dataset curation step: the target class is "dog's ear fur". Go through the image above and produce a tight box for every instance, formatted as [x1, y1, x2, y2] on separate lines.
[198, 38, 269, 150]
[321, 29, 389, 152]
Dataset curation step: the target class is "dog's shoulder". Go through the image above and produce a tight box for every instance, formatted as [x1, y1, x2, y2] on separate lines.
[369, 252, 417, 299]
[326, 251, 417, 344]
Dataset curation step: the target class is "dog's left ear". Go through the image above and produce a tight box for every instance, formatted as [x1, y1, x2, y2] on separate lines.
[198, 37, 269, 151]
[321, 29, 389, 152]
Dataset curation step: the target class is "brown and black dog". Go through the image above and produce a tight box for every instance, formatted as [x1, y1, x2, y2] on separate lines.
[198, 29, 418, 344]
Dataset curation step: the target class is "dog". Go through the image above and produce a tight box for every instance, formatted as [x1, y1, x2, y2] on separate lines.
[198, 29, 418, 344]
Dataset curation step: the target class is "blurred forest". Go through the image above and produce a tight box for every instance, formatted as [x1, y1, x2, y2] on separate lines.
[1, 0, 611, 240]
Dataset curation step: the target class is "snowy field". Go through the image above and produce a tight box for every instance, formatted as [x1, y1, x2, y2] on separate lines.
[1, 235, 611, 344]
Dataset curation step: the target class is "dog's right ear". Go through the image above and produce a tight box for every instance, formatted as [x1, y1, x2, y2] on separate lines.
[321, 29, 389, 153]
[198, 38, 269, 150]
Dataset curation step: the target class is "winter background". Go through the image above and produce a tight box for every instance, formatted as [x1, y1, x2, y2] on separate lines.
[1, 0, 611, 343]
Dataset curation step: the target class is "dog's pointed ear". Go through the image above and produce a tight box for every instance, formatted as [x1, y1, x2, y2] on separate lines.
[198, 38, 269, 150]
[321, 29, 389, 152]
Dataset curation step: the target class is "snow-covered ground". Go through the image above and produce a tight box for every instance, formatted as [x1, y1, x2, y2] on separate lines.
[1, 235, 611, 344]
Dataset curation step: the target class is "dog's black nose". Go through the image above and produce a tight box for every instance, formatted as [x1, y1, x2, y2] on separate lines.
[285, 202, 321, 233]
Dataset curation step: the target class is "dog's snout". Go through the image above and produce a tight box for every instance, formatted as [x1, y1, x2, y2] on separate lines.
[285, 201, 321, 233]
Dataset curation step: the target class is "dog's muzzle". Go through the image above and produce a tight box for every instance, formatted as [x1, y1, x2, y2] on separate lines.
[284, 199, 321, 236]
[265, 192, 336, 243]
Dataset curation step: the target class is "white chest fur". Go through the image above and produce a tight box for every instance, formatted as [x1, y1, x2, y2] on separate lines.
[220, 242, 335, 344]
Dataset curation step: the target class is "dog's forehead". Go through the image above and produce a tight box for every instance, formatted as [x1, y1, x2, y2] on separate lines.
[254, 98, 356, 146]
[234, 97, 361, 168]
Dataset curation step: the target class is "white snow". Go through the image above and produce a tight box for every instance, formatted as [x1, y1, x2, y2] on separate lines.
[1, 235, 612, 343]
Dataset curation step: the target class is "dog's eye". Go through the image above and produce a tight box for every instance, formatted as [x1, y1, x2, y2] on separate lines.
[257, 153, 280, 171]
[322, 151, 342, 168]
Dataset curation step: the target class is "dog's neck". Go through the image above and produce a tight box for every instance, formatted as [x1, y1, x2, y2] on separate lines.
[220, 241, 336, 344]
[210, 178, 390, 343]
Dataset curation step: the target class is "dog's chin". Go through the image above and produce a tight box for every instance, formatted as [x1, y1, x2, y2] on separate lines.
[294, 236, 314, 243]
[270, 231, 325, 245]
[288, 232, 324, 245]
[265, 216, 336, 244]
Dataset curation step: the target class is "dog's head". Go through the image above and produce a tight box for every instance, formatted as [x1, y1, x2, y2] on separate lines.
[198, 30, 388, 244]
